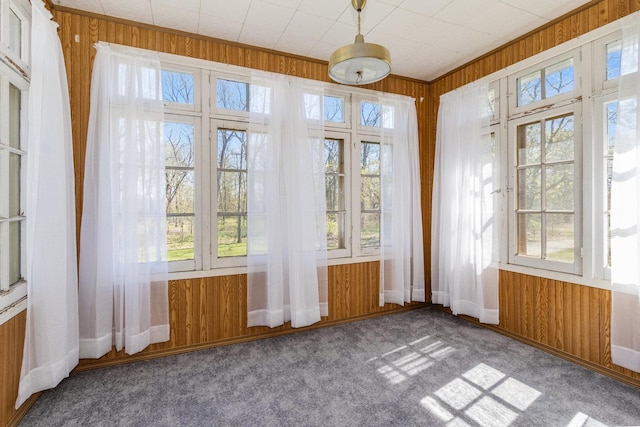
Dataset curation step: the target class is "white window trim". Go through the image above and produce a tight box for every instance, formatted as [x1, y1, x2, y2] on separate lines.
[507, 103, 583, 275]
[155, 51, 397, 277]
[0, 0, 29, 323]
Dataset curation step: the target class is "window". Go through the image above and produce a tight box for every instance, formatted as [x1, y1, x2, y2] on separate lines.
[511, 110, 579, 272]
[157, 59, 401, 274]
[324, 136, 347, 251]
[216, 127, 247, 258]
[506, 51, 582, 275]
[0, 80, 25, 291]
[0, 0, 29, 314]
[360, 140, 381, 250]
[0, 0, 30, 68]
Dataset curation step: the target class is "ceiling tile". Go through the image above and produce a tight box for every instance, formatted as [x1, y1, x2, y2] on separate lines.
[151, 0, 200, 14]
[198, 14, 243, 42]
[398, 0, 453, 16]
[101, 0, 153, 25]
[243, 0, 296, 34]
[285, 11, 335, 41]
[373, 8, 426, 38]
[238, 24, 282, 49]
[199, 0, 251, 22]
[298, 0, 351, 20]
[501, 0, 591, 20]
[153, 8, 199, 33]
[435, 0, 546, 37]
[54, 0, 104, 14]
[337, 1, 396, 35]
[319, 21, 362, 48]
[262, 0, 303, 8]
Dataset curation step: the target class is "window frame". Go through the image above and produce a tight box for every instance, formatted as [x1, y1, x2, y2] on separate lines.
[324, 129, 351, 259]
[508, 49, 581, 117]
[507, 103, 583, 275]
[0, 0, 29, 322]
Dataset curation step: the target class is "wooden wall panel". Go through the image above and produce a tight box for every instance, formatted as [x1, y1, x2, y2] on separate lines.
[0, 311, 28, 427]
[498, 271, 640, 384]
[76, 263, 421, 370]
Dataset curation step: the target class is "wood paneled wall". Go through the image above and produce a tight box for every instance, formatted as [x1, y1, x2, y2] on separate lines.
[428, 0, 640, 387]
[0, 311, 38, 427]
[76, 262, 419, 369]
[498, 270, 640, 384]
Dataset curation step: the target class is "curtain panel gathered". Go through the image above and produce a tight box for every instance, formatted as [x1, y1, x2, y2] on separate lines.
[246, 74, 328, 328]
[611, 15, 640, 373]
[16, 0, 79, 408]
[431, 80, 500, 324]
[78, 43, 169, 358]
[379, 94, 425, 306]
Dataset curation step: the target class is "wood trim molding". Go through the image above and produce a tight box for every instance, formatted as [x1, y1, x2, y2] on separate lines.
[74, 303, 428, 372]
[432, 305, 640, 390]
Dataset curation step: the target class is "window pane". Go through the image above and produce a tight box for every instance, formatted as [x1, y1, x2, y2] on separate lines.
[517, 213, 541, 258]
[165, 122, 194, 167]
[217, 79, 248, 111]
[324, 96, 344, 122]
[167, 216, 194, 261]
[9, 221, 21, 285]
[606, 40, 622, 80]
[327, 213, 345, 250]
[361, 213, 380, 248]
[10, 84, 20, 149]
[361, 176, 380, 211]
[517, 167, 541, 210]
[325, 175, 344, 212]
[9, 9, 21, 58]
[518, 122, 541, 165]
[217, 129, 247, 169]
[166, 170, 194, 214]
[162, 70, 194, 105]
[545, 164, 574, 210]
[304, 93, 321, 120]
[517, 70, 541, 106]
[218, 215, 247, 257]
[545, 59, 574, 98]
[361, 101, 381, 127]
[361, 142, 380, 174]
[546, 214, 574, 262]
[545, 114, 574, 162]
[487, 86, 497, 119]
[324, 139, 343, 173]
[217, 171, 247, 213]
[9, 152, 21, 217]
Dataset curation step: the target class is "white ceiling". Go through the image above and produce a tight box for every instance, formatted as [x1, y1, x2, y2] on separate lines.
[52, 0, 593, 82]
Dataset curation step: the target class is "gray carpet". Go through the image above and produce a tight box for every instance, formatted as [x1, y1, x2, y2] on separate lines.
[19, 307, 640, 427]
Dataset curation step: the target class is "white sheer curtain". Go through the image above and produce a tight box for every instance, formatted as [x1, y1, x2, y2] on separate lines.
[246, 73, 328, 328]
[431, 80, 500, 324]
[611, 15, 640, 373]
[78, 43, 169, 358]
[16, 0, 79, 408]
[379, 94, 425, 306]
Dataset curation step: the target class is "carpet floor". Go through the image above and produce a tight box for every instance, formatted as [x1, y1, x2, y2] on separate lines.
[19, 307, 640, 426]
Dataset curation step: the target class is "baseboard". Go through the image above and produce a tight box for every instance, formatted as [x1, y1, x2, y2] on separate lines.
[431, 305, 640, 390]
[74, 303, 429, 372]
[7, 393, 40, 427]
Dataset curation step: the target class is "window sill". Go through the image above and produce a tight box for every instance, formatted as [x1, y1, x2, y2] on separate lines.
[168, 254, 382, 281]
[0, 281, 27, 326]
[499, 262, 611, 291]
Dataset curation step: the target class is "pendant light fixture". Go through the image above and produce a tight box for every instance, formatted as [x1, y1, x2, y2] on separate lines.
[329, 0, 391, 85]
